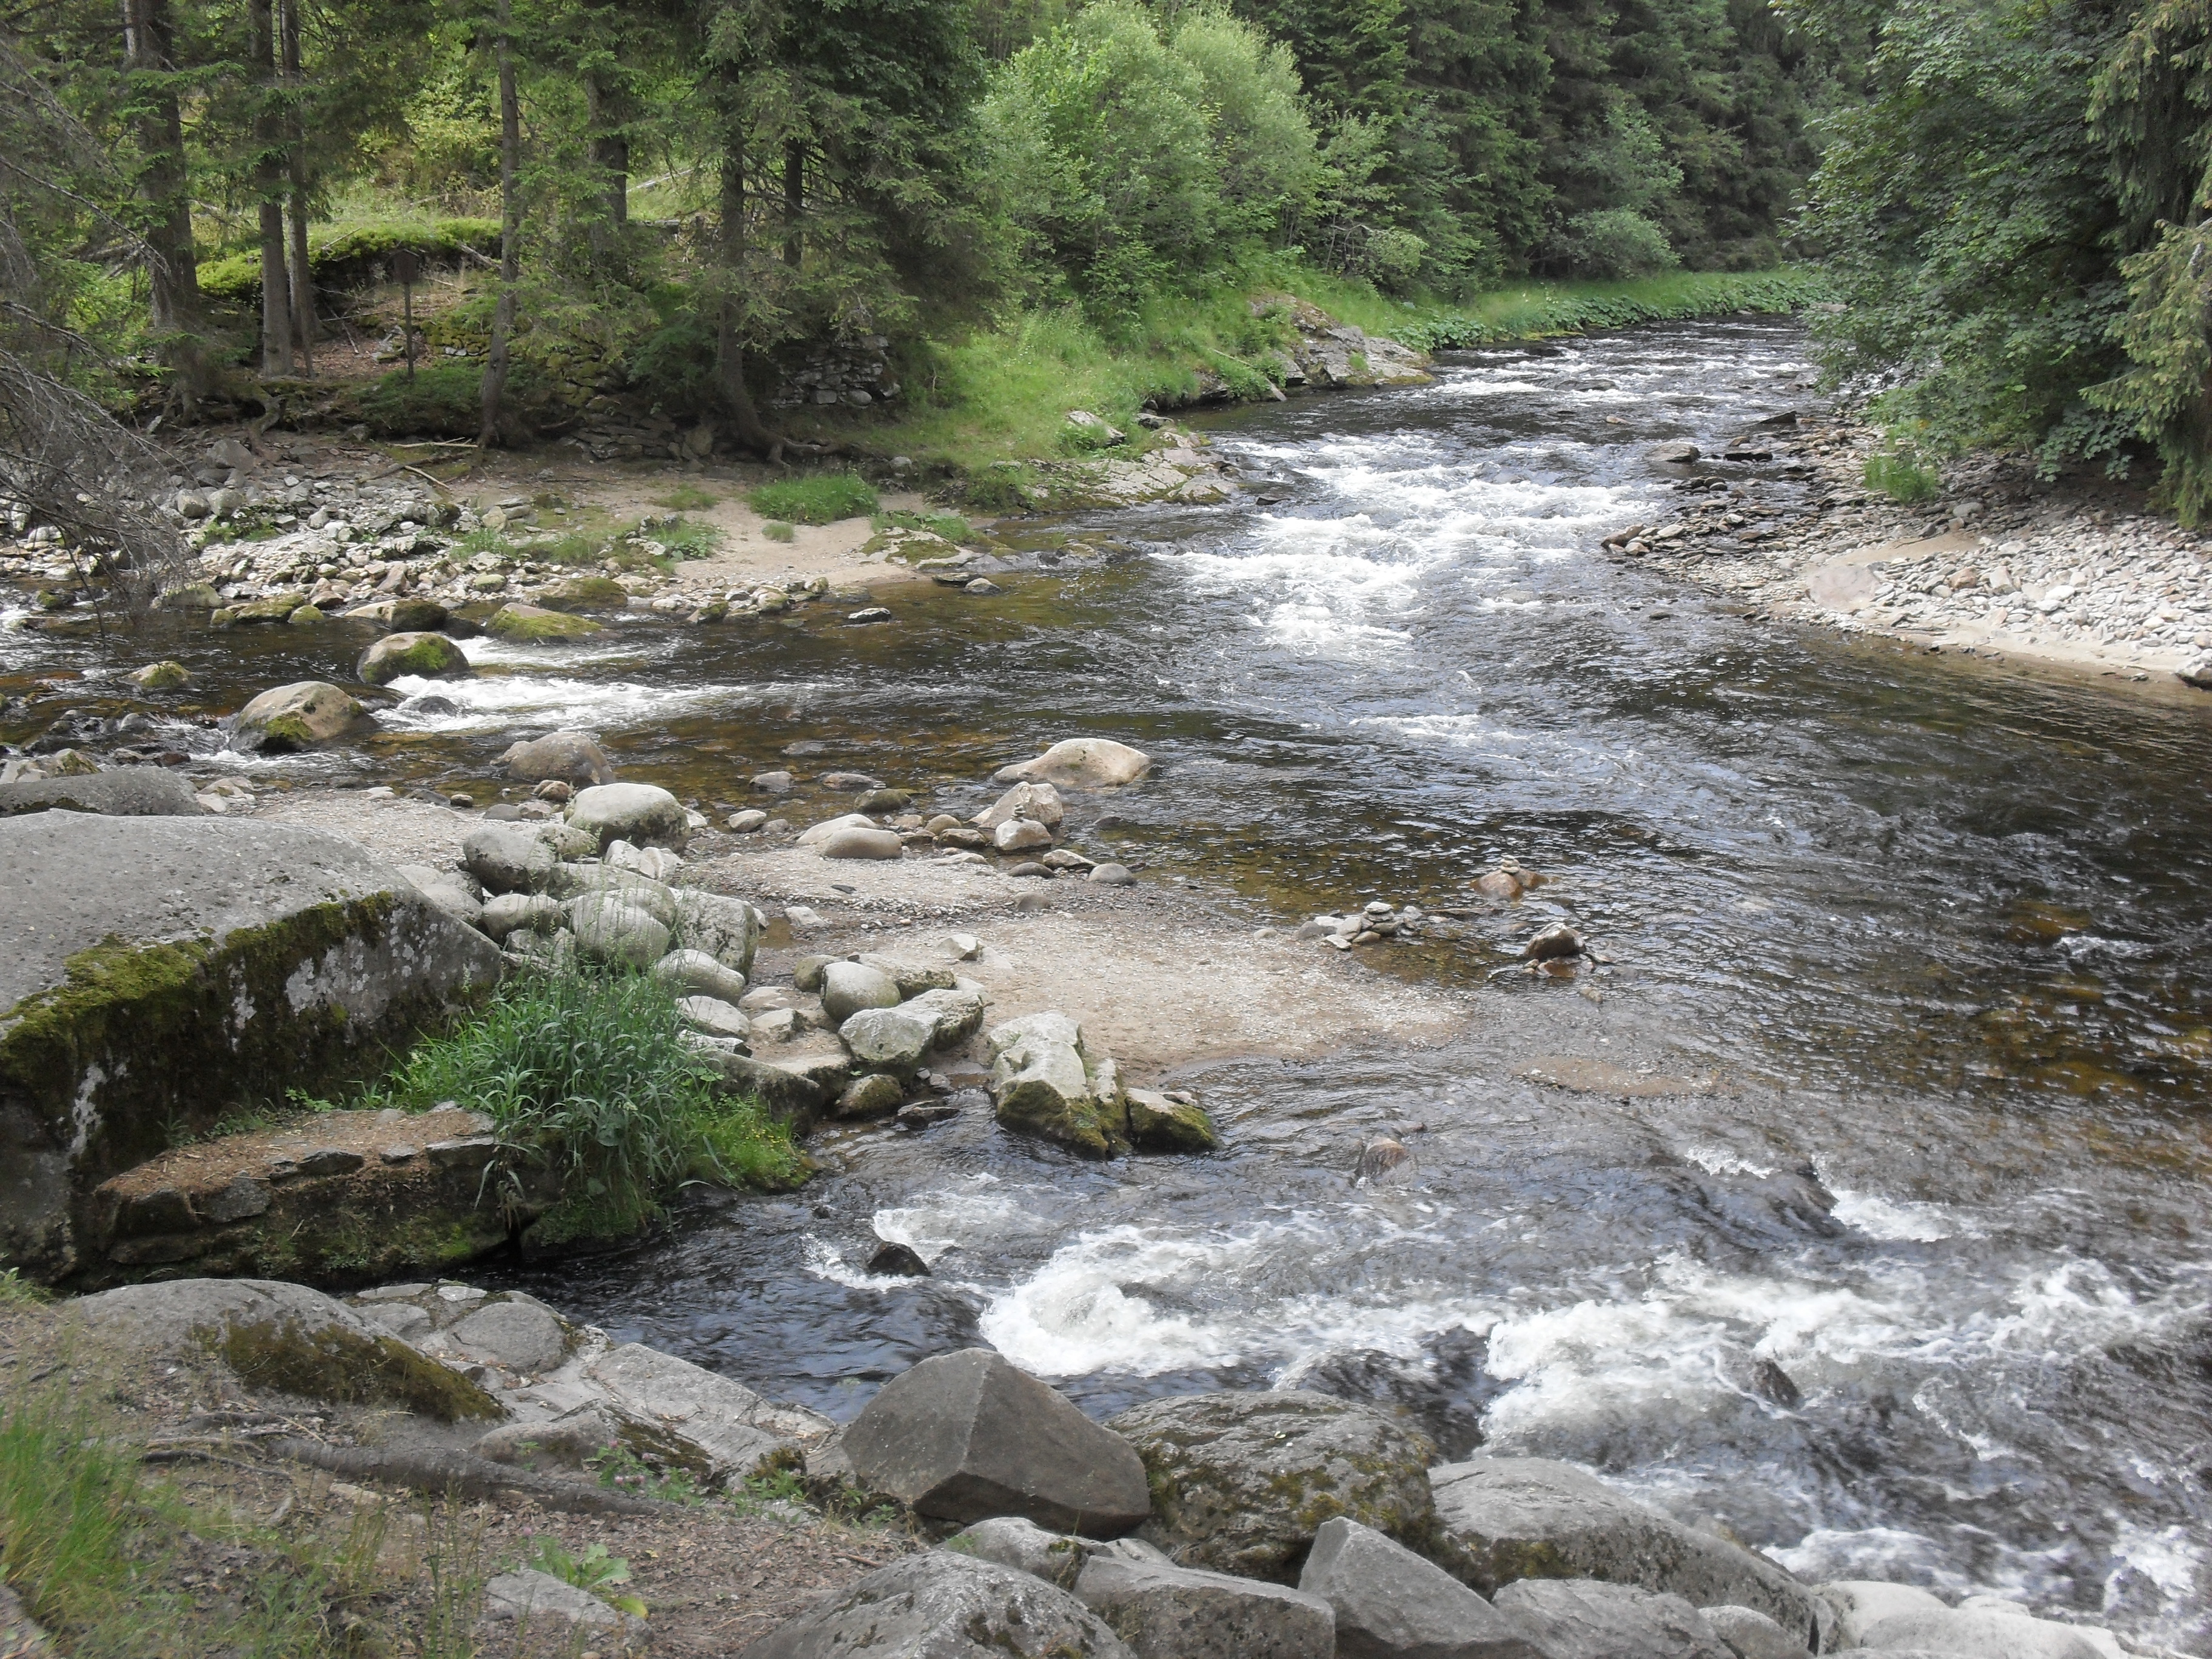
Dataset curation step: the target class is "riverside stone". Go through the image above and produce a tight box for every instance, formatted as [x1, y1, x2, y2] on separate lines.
[227, 681, 367, 752]
[679, 996, 752, 1041]
[449, 1299, 568, 1374]
[1430, 1458, 1825, 1647]
[356, 630, 469, 686]
[1492, 1580, 1731, 1659]
[0, 817, 503, 1282]
[1701, 1606, 1811, 1659]
[461, 823, 557, 894]
[1815, 1582, 1948, 1647]
[1074, 1553, 1337, 1659]
[1855, 1609, 2105, 1659]
[901, 987, 988, 1048]
[1301, 1517, 1541, 1659]
[996, 818, 1054, 853]
[841, 1348, 1151, 1535]
[0, 769, 204, 818]
[947, 1517, 1124, 1590]
[987, 1013, 1126, 1157]
[822, 961, 902, 1022]
[397, 864, 484, 928]
[486, 602, 605, 643]
[838, 1073, 908, 1117]
[822, 825, 907, 860]
[840, 1006, 937, 1072]
[737, 1552, 1135, 1659]
[798, 813, 877, 848]
[674, 890, 762, 977]
[564, 892, 671, 968]
[479, 893, 564, 942]
[994, 739, 1153, 789]
[652, 948, 749, 1004]
[584, 1339, 833, 1470]
[975, 780, 1065, 830]
[496, 732, 617, 787]
[1124, 1089, 1219, 1153]
[480, 1568, 645, 1654]
[567, 781, 689, 850]
[1108, 1390, 1436, 1582]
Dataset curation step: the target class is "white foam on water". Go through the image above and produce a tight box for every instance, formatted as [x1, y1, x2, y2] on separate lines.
[1770, 1525, 1977, 1593]
[1683, 1145, 1777, 1179]
[379, 666, 788, 734]
[979, 1224, 1247, 1377]
[871, 1182, 1053, 1267]
[1832, 1188, 1975, 1242]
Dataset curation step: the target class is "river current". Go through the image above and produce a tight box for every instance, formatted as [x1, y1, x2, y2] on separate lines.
[10, 320, 2211, 1648]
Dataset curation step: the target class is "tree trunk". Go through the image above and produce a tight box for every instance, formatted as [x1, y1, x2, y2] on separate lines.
[585, 69, 629, 235]
[124, 0, 199, 343]
[249, 0, 291, 377]
[281, 0, 312, 375]
[782, 141, 802, 267]
[477, 0, 520, 448]
[716, 127, 779, 455]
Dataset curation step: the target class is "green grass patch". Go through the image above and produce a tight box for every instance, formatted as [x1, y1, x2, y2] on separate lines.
[761, 520, 796, 543]
[649, 483, 719, 511]
[197, 215, 500, 304]
[357, 966, 806, 1242]
[522, 1535, 648, 1615]
[874, 509, 972, 542]
[0, 1269, 46, 1307]
[640, 515, 723, 558]
[1863, 450, 1942, 504]
[341, 362, 484, 440]
[748, 473, 879, 525]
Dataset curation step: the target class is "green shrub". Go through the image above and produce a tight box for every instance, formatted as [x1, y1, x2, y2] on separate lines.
[360, 967, 806, 1241]
[645, 515, 723, 558]
[748, 473, 879, 524]
[1551, 210, 1680, 280]
[762, 520, 797, 542]
[1864, 450, 1942, 503]
[340, 362, 485, 438]
[876, 509, 971, 541]
[523, 1537, 648, 1615]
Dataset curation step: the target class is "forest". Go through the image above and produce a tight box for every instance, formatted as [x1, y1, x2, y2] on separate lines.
[2, 0, 2211, 511]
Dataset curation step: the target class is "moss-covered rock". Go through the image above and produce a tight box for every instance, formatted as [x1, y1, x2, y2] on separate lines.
[228, 680, 368, 752]
[128, 660, 192, 689]
[357, 629, 471, 686]
[233, 592, 307, 624]
[1124, 1088, 1219, 1153]
[488, 602, 606, 643]
[154, 582, 223, 612]
[535, 576, 630, 612]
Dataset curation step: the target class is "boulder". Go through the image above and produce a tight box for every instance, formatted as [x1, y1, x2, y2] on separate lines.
[1430, 1459, 1823, 1647]
[1492, 1580, 1730, 1659]
[398, 863, 484, 928]
[840, 1347, 1151, 1535]
[948, 1517, 1127, 1591]
[568, 782, 689, 851]
[797, 812, 877, 848]
[356, 630, 470, 687]
[987, 1013, 1127, 1157]
[994, 739, 1153, 789]
[1855, 1609, 2105, 1659]
[461, 823, 557, 894]
[1301, 1517, 1541, 1659]
[902, 987, 988, 1048]
[697, 1048, 830, 1125]
[497, 732, 617, 788]
[127, 660, 192, 689]
[584, 1340, 832, 1472]
[975, 780, 1066, 831]
[479, 893, 565, 942]
[857, 956, 957, 996]
[479, 1567, 646, 1655]
[1074, 1551, 1336, 1659]
[1701, 1606, 1811, 1659]
[1815, 1582, 1948, 1648]
[70, 1278, 500, 1419]
[546, 864, 680, 928]
[841, 1006, 938, 1073]
[679, 996, 751, 1041]
[486, 602, 605, 643]
[1107, 1390, 1435, 1582]
[0, 817, 502, 1282]
[738, 1552, 1134, 1659]
[675, 890, 762, 977]
[652, 948, 750, 1005]
[1124, 1090, 1219, 1153]
[565, 893, 672, 968]
[0, 769, 204, 818]
[1647, 443, 1701, 465]
[996, 819, 1054, 853]
[838, 1073, 907, 1117]
[535, 576, 631, 612]
[822, 826, 907, 860]
[449, 1298, 568, 1373]
[607, 839, 683, 882]
[227, 681, 367, 752]
[476, 1398, 713, 1482]
[822, 961, 902, 1023]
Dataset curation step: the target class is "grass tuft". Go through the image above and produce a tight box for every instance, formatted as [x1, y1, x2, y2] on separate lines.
[761, 520, 796, 543]
[748, 473, 878, 525]
[649, 483, 719, 511]
[1864, 450, 1942, 504]
[875, 509, 972, 541]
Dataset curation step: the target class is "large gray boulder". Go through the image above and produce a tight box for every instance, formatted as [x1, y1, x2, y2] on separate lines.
[739, 1551, 1134, 1659]
[1492, 1579, 1731, 1659]
[497, 731, 616, 787]
[1074, 1550, 1336, 1659]
[479, 1567, 646, 1655]
[227, 680, 369, 752]
[822, 960, 901, 1023]
[0, 816, 502, 1282]
[461, 823, 556, 894]
[988, 1013, 1127, 1158]
[946, 1517, 1151, 1591]
[0, 768, 204, 817]
[902, 987, 988, 1048]
[1701, 1606, 1810, 1659]
[563, 892, 671, 968]
[840, 1006, 938, 1073]
[580, 1340, 832, 1484]
[1301, 1517, 1543, 1659]
[566, 781, 689, 851]
[675, 889, 761, 978]
[841, 1348, 1151, 1536]
[1107, 1390, 1436, 1582]
[1815, 1583, 1946, 1648]
[1431, 1459, 1823, 1647]
[356, 630, 470, 688]
[652, 948, 749, 1005]
[994, 739, 1152, 789]
[1855, 1608, 2106, 1659]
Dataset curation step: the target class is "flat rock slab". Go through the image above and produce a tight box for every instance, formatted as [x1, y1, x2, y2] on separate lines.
[842, 1347, 1151, 1535]
[1075, 1551, 1336, 1659]
[1108, 1389, 1436, 1581]
[0, 768, 204, 817]
[740, 1550, 1134, 1659]
[1301, 1517, 1541, 1659]
[0, 816, 504, 1283]
[1493, 1579, 1732, 1659]
[583, 1341, 833, 1481]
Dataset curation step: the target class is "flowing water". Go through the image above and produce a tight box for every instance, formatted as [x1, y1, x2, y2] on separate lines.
[10, 319, 2212, 1647]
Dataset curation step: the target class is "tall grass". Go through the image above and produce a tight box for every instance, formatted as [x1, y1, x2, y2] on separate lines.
[748, 473, 879, 524]
[361, 967, 805, 1241]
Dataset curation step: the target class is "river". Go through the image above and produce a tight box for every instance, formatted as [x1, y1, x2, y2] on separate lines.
[8, 318, 2211, 1648]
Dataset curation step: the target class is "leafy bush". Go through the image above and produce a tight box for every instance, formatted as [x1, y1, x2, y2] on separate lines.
[645, 515, 723, 558]
[340, 362, 486, 438]
[196, 216, 500, 302]
[1864, 450, 1942, 503]
[748, 473, 878, 524]
[1550, 210, 1680, 280]
[523, 1537, 648, 1615]
[361, 967, 805, 1240]
[877, 509, 971, 541]
[762, 520, 797, 542]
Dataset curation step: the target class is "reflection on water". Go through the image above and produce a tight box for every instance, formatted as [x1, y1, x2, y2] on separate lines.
[8, 321, 2211, 1645]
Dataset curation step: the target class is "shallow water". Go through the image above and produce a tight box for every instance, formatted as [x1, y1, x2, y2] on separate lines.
[10, 319, 2212, 1646]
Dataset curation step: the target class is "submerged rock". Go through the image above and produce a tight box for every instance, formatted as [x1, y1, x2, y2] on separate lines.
[993, 738, 1153, 789]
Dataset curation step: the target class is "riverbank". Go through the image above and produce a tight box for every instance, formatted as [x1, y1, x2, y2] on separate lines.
[1621, 417, 2212, 696]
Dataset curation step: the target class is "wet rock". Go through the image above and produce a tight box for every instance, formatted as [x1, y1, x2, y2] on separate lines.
[1521, 923, 1583, 961]
[841, 1006, 937, 1073]
[1648, 443, 1702, 465]
[823, 825, 907, 860]
[1075, 1551, 1336, 1659]
[534, 575, 631, 612]
[752, 769, 794, 794]
[486, 602, 605, 643]
[478, 1567, 646, 1655]
[356, 631, 470, 688]
[738, 1552, 1134, 1659]
[996, 818, 1054, 853]
[993, 738, 1153, 789]
[842, 1347, 1151, 1535]
[1701, 1606, 1811, 1659]
[1124, 1089, 1219, 1153]
[0, 769, 205, 819]
[568, 781, 689, 851]
[227, 681, 367, 752]
[564, 892, 672, 968]
[497, 732, 617, 788]
[1492, 1580, 1731, 1659]
[679, 996, 751, 1041]
[461, 823, 557, 894]
[1855, 1609, 2105, 1659]
[449, 1299, 568, 1374]
[868, 1240, 930, 1276]
[987, 1012, 1127, 1157]
[726, 808, 767, 832]
[965, 577, 1004, 595]
[975, 780, 1065, 831]
[697, 1048, 828, 1124]
[1301, 1517, 1540, 1659]
[1815, 1582, 1948, 1648]
[839, 1073, 907, 1117]
[651, 948, 749, 1004]
[128, 659, 192, 689]
[822, 961, 902, 1022]
[1430, 1458, 1823, 1646]
[1108, 1390, 1436, 1582]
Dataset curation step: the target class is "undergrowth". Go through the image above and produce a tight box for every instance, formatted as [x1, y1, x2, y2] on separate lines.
[748, 473, 877, 524]
[356, 965, 806, 1242]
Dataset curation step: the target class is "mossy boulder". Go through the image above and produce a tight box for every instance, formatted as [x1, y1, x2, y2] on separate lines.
[155, 582, 223, 612]
[535, 576, 631, 612]
[128, 660, 192, 689]
[357, 629, 472, 686]
[233, 592, 307, 624]
[228, 680, 369, 753]
[0, 815, 504, 1283]
[1124, 1088, 1219, 1153]
[488, 603, 605, 643]
[987, 1013, 1128, 1158]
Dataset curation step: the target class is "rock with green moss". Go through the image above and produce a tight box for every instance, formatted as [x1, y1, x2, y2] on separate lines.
[357, 630, 470, 686]
[1106, 1390, 1438, 1583]
[487, 602, 606, 643]
[155, 581, 223, 612]
[0, 816, 504, 1284]
[535, 575, 631, 612]
[227, 680, 369, 753]
[129, 659, 192, 689]
[1124, 1088, 1219, 1153]
[233, 591, 307, 624]
[987, 1012, 1128, 1158]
